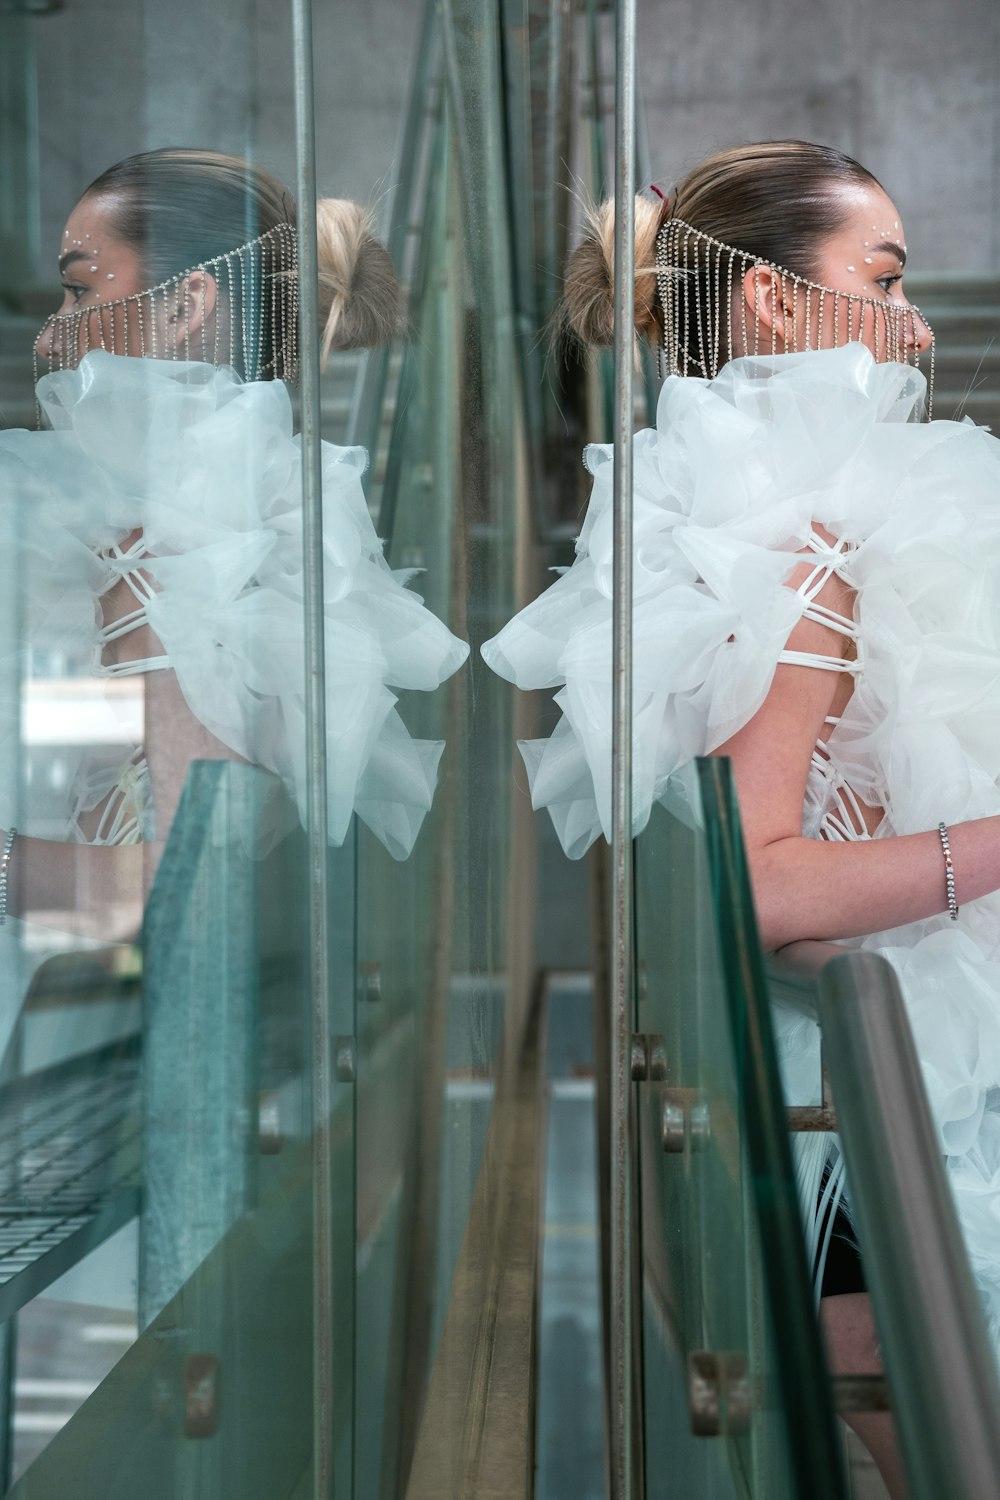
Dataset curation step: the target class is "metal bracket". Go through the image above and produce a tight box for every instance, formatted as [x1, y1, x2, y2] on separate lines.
[787, 1065, 837, 1132]
[661, 1088, 710, 1154]
[334, 1037, 356, 1084]
[832, 1374, 891, 1413]
[358, 960, 381, 1002]
[258, 1091, 283, 1155]
[184, 1354, 221, 1439]
[688, 1351, 751, 1437]
[629, 1032, 667, 1082]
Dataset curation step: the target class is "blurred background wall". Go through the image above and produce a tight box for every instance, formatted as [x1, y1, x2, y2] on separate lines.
[19, 0, 1000, 285]
[637, 0, 1000, 273]
[28, 0, 418, 289]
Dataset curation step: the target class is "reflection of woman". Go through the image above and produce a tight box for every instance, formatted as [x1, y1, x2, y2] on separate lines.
[483, 140, 1000, 1495]
[1, 148, 468, 937]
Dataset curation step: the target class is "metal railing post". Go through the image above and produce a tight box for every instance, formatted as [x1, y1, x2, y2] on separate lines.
[610, 0, 637, 1494]
[290, 3, 335, 1496]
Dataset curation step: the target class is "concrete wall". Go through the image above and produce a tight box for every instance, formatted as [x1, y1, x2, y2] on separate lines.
[637, 0, 1000, 274]
[17, 0, 1000, 284]
[24, 0, 418, 288]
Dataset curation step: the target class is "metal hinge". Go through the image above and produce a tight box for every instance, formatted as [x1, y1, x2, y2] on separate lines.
[688, 1351, 751, 1437]
[629, 1032, 667, 1082]
[661, 1087, 710, 1154]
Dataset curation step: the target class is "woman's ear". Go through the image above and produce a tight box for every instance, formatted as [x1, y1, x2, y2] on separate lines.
[741, 263, 787, 353]
[166, 270, 218, 352]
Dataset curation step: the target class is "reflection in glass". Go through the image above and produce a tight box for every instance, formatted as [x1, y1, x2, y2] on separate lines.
[6, 148, 468, 907]
[0, 134, 469, 1493]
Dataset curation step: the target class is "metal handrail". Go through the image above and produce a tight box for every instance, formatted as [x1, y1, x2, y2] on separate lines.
[773, 941, 1000, 1500]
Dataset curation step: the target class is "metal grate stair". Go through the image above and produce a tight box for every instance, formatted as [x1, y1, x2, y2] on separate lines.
[0, 1037, 140, 1324]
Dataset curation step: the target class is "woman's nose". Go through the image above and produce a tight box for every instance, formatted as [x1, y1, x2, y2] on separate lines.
[34, 316, 56, 362]
[906, 303, 934, 355]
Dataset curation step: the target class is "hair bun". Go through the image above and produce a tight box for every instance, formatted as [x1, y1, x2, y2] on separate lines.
[315, 199, 403, 363]
[561, 196, 662, 348]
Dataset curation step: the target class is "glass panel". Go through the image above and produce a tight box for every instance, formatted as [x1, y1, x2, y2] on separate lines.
[1, 0, 553, 1493]
[0, 0, 428, 1491]
[351, 3, 541, 1486]
[635, 758, 848, 1499]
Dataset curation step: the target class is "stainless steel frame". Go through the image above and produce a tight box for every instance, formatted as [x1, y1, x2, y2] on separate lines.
[610, 0, 637, 1494]
[290, 3, 336, 1496]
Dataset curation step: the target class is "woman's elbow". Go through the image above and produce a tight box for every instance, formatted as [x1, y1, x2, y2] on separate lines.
[745, 840, 818, 952]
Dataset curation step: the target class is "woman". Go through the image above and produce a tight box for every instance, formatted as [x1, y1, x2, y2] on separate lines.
[483, 139, 1000, 1496]
[0, 148, 468, 945]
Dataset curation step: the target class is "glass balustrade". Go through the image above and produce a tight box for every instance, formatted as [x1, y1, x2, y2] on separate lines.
[0, 0, 555, 1493]
[634, 759, 848, 1500]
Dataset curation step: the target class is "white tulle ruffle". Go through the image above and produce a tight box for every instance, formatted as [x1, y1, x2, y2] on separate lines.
[484, 342, 1000, 857]
[483, 342, 1000, 1352]
[0, 351, 469, 858]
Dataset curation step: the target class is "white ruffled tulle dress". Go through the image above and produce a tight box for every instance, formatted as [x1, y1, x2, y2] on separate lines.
[482, 341, 1000, 1348]
[0, 350, 469, 864]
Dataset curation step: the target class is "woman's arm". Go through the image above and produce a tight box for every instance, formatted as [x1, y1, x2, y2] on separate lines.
[5, 674, 241, 936]
[7, 530, 243, 936]
[5, 833, 144, 937]
[714, 563, 1000, 951]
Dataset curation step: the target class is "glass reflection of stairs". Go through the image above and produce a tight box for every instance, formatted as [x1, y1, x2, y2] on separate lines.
[0, 1037, 139, 1326]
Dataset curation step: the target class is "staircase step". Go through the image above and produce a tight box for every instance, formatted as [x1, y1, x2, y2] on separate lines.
[905, 275, 1000, 307]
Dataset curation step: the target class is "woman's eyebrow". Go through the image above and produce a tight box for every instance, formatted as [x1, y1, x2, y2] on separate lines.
[875, 240, 907, 268]
[57, 249, 90, 275]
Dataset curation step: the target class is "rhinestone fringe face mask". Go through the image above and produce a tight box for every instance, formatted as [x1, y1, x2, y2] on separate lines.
[655, 216, 935, 417]
[34, 222, 299, 390]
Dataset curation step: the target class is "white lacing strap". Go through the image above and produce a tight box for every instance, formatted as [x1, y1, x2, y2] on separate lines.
[780, 647, 861, 674]
[811, 742, 870, 842]
[93, 753, 148, 845]
[778, 530, 862, 675]
[97, 539, 170, 676]
[70, 748, 149, 847]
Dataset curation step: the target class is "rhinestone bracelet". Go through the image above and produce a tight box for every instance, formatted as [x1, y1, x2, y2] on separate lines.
[937, 822, 958, 922]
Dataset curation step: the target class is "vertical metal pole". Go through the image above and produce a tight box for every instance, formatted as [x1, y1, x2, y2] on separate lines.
[290, 3, 335, 1497]
[610, 1, 636, 1497]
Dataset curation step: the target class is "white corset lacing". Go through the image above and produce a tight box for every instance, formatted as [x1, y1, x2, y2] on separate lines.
[778, 529, 869, 845]
[71, 539, 165, 847]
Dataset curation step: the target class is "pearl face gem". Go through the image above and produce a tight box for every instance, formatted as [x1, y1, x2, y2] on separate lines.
[106, 273, 115, 280]
[847, 265, 856, 272]
[864, 257, 873, 264]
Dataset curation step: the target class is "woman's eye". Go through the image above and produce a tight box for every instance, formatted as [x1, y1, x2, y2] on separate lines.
[876, 273, 903, 296]
[60, 282, 86, 303]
